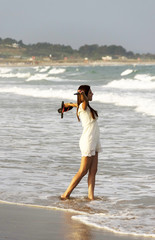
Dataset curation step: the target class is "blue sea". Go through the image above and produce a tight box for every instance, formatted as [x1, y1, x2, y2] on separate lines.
[0, 64, 155, 238]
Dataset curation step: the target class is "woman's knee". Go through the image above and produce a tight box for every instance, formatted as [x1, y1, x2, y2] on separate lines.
[78, 156, 92, 177]
[78, 168, 88, 177]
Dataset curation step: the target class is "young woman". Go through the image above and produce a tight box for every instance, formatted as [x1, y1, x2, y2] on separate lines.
[61, 85, 101, 200]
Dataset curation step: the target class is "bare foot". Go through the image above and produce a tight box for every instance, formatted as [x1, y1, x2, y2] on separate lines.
[60, 194, 70, 200]
[88, 195, 95, 200]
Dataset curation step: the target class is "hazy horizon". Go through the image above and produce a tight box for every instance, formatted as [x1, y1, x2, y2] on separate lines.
[0, 0, 155, 54]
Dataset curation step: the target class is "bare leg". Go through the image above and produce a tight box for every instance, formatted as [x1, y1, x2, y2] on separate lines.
[61, 156, 93, 199]
[88, 152, 98, 200]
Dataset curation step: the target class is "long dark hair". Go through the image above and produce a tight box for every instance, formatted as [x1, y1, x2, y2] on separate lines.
[76, 85, 98, 121]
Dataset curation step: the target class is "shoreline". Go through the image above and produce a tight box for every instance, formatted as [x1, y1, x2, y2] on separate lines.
[0, 202, 153, 240]
[1, 59, 155, 67]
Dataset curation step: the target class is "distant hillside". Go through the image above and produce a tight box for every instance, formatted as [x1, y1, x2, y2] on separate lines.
[0, 37, 155, 61]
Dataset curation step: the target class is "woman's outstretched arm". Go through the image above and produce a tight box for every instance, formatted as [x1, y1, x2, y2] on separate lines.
[64, 103, 78, 108]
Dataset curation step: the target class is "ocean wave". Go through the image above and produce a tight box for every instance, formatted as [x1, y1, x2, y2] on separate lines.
[0, 86, 76, 100]
[94, 92, 155, 117]
[121, 69, 135, 76]
[134, 74, 155, 81]
[0, 72, 31, 79]
[48, 68, 66, 75]
[72, 214, 155, 238]
[26, 74, 64, 82]
[0, 66, 66, 80]
[104, 75, 155, 90]
[39, 66, 51, 73]
[0, 67, 12, 74]
[26, 73, 49, 81]
[1, 85, 155, 117]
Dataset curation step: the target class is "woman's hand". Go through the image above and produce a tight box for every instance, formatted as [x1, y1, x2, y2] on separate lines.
[64, 103, 70, 108]
[78, 91, 88, 110]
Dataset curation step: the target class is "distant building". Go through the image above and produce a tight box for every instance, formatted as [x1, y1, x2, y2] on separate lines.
[119, 56, 127, 60]
[12, 43, 19, 48]
[102, 56, 112, 61]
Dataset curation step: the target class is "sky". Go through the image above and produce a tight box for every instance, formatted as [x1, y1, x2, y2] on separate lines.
[0, 0, 155, 54]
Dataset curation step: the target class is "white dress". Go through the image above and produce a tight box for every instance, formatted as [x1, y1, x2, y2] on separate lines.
[78, 103, 101, 157]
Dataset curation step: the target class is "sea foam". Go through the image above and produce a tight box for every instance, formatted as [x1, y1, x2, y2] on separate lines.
[48, 68, 66, 75]
[104, 75, 155, 90]
[94, 91, 155, 117]
[0, 87, 75, 100]
[121, 69, 134, 76]
[0, 72, 31, 79]
[72, 214, 155, 238]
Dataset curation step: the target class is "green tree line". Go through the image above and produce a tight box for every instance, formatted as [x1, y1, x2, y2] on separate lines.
[0, 37, 155, 60]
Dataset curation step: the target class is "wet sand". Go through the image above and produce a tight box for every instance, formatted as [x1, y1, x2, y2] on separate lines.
[0, 202, 150, 240]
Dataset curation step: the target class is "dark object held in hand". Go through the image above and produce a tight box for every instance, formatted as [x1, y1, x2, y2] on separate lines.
[58, 101, 73, 118]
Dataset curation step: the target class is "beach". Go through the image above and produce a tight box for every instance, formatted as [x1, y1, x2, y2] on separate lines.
[0, 64, 154, 238]
[1, 59, 155, 68]
[0, 202, 151, 240]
